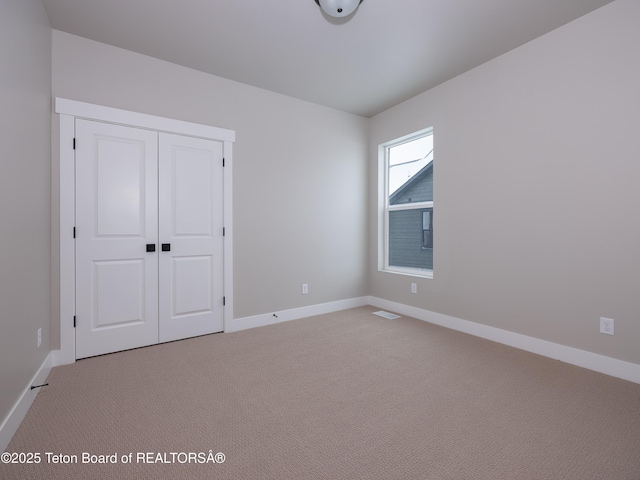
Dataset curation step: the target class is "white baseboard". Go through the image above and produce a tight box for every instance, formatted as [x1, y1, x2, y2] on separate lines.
[0, 352, 53, 453]
[51, 348, 75, 367]
[229, 296, 369, 333]
[232, 295, 640, 384]
[368, 296, 640, 385]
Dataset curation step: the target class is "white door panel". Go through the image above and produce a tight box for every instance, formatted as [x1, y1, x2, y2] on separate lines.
[95, 139, 146, 236]
[173, 256, 213, 316]
[93, 259, 146, 328]
[159, 133, 224, 343]
[75, 119, 159, 359]
[173, 150, 213, 236]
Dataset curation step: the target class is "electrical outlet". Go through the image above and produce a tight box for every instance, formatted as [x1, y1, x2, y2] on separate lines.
[600, 317, 614, 336]
[302, 283, 309, 295]
[411, 283, 417, 294]
[37, 328, 42, 348]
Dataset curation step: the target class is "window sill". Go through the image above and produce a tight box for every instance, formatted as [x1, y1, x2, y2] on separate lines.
[380, 267, 433, 280]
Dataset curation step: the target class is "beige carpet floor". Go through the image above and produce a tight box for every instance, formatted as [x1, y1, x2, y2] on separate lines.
[2, 306, 640, 479]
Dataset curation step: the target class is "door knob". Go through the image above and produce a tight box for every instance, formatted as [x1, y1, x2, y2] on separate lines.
[146, 244, 156, 252]
[162, 243, 171, 252]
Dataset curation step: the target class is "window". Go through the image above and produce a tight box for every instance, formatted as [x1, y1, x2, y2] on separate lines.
[380, 128, 434, 277]
[422, 210, 433, 249]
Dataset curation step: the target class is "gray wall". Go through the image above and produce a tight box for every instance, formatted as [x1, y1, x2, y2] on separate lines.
[369, 0, 640, 365]
[0, 0, 51, 426]
[50, 31, 369, 345]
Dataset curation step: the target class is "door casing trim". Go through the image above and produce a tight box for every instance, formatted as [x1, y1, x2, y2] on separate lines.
[55, 98, 235, 365]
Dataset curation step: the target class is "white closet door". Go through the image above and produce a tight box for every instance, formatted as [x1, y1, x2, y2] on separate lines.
[75, 120, 159, 359]
[158, 133, 224, 343]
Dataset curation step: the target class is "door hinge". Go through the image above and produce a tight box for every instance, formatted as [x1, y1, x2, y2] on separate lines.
[73, 227, 76, 238]
[223, 296, 226, 306]
[73, 138, 76, 150]
[73, 316, 76, 328]
[222, 157, 225, 167]
[223, 227, 225, 236]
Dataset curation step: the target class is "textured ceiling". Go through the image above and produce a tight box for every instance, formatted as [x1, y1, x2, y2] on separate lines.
[41, 0, 615, 117]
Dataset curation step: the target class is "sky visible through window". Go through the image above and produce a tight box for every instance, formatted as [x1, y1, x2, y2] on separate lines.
[388, 134, 433, 197]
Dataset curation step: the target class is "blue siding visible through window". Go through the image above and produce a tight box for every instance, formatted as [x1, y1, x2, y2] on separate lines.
[389, 208, 433, 269]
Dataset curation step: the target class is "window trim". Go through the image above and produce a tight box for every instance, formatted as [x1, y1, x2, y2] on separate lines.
[379, 127, 434, 279]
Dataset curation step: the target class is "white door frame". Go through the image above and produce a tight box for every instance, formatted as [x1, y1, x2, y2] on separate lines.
[55, 97, 235, 365]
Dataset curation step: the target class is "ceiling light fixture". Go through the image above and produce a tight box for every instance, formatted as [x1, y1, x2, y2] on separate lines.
[314, 0, 364, 18]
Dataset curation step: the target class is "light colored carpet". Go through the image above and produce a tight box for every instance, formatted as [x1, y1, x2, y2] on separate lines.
[2, 306, 640, 479]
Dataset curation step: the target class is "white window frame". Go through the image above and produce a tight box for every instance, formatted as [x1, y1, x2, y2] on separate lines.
[378, 127, 434, 279]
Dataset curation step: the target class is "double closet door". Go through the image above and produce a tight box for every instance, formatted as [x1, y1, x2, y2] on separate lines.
[75, 119, 224, 359]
